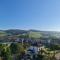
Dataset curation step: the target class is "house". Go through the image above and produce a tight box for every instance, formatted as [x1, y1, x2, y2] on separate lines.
[25, 45, 45, 55]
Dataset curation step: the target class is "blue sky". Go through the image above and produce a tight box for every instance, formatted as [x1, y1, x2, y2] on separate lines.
[0, 0, 60, 31]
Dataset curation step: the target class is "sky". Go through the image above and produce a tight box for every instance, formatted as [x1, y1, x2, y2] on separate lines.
[0, 0, 60, 31]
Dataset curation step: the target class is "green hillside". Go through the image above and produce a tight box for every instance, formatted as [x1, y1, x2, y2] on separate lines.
[0, 31, 7, 36]
[29, 31, 42, 38]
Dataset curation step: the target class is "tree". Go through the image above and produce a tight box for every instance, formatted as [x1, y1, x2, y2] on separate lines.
[10, 43, 18, 54]
[1, 46, 12, 60]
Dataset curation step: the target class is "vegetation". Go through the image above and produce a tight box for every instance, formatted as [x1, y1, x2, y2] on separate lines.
[0, 29, 60, 41]
[0, 29, 59, 60]
[0, 43, 59, 60]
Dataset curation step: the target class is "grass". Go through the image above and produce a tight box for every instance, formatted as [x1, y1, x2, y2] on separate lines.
[29, 31, 42, 38]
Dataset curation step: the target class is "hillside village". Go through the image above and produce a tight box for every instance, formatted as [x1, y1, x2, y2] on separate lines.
[0, 29, 60, 60]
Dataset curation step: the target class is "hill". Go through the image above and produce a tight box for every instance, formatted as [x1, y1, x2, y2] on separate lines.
[0, 29, 60, 39]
